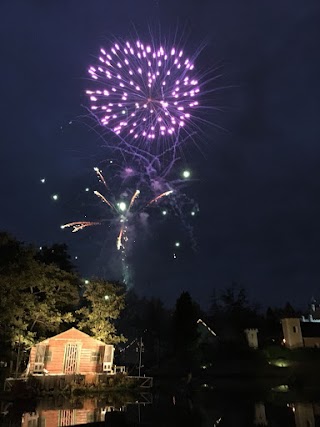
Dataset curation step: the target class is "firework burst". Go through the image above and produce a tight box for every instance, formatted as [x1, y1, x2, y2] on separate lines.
[61, 166, 176, 284]
[59, 33, 217, 286]
[86, 39, 201, 147]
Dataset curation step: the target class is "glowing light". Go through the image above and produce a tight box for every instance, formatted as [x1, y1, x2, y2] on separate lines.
[162, 210, 167, 215]
[182, 170, 191, 179]
[118, 201, 127, 212]
[191, 211, 195, 216]
[175, 242, 180, 247]
[84, 280, 90, 285]
[85, 187, 90, 192]
[104, 295, 110, 301]
[124, 167, 134, 176]
[40, 178, 46, 184]
[52, 194, 59, 201]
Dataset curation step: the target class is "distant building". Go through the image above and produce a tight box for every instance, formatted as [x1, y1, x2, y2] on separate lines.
[281, 316, 320, 349]
[309, 297, 320, 319]
[27, 327, 115, 378]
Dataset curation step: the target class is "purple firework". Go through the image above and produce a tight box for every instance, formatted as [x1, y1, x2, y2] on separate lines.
[86, 40, 200, 143]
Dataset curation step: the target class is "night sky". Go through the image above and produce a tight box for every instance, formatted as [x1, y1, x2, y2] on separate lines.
[1, 0, 320, 309]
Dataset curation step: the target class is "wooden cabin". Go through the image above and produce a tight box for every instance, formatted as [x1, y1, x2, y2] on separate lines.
[27, 327, 114, 377]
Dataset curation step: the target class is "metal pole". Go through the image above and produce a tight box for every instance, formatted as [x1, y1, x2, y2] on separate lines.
[138, 337, 142, 377]
[15, 335, 21, 378]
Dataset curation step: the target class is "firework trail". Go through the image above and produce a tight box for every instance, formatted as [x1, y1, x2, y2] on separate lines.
[117, 226, 124, 251]
[116, 190, 140, 251]
[60, 221, 100, 233]
[93, 190, 115, 210]
[93, 166, 108, 188]
[128, 189, 140, 210]
[147, 190, 173, 205]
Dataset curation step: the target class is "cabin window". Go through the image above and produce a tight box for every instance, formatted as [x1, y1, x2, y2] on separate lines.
[104, 346, 113, 363]
[35, 346, 46, 364]
[293, 326, 297, 333]
[34, 345, 46, 372]
[91, 351, 101, 362]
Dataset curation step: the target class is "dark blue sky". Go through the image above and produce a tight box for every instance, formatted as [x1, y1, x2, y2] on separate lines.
[1, 0, 320, 309]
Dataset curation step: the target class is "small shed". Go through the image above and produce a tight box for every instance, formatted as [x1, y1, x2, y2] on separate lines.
[27, 327, 114, 376]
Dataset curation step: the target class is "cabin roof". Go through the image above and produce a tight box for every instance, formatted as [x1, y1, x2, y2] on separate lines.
[34, 327, 110, 347]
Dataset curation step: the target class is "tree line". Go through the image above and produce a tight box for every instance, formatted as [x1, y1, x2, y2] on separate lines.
[0, 231, 301, 374]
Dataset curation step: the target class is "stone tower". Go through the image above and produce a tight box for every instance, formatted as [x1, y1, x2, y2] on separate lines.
[281, 318, 303, 349]
[244, 328, 259, 349]
[294, 403, 315, 427]
[254, 402, 268, 425]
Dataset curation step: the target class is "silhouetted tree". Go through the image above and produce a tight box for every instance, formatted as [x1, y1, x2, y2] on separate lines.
[77, 279, 126, 344]
[116, 290, 172, 368]
[0, 233, 80, 349]
[282, 302, 299, 317]
[172, 292, 200, 369]
[36, 243, 75, 273]
[143, 298, 171, 366]
[209, 283, 261, 342]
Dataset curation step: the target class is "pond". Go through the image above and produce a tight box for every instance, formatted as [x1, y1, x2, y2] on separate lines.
[1, 387, 319, 426]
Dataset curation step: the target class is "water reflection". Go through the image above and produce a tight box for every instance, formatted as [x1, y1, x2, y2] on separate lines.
[254, 401, 320, 427]
[1, 392, 320, 426]
[20, 398, 123, 426]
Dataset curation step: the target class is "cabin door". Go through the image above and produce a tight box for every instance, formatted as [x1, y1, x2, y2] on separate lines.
[59, 409, 75, 426]
[63, 343, 79, 374]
